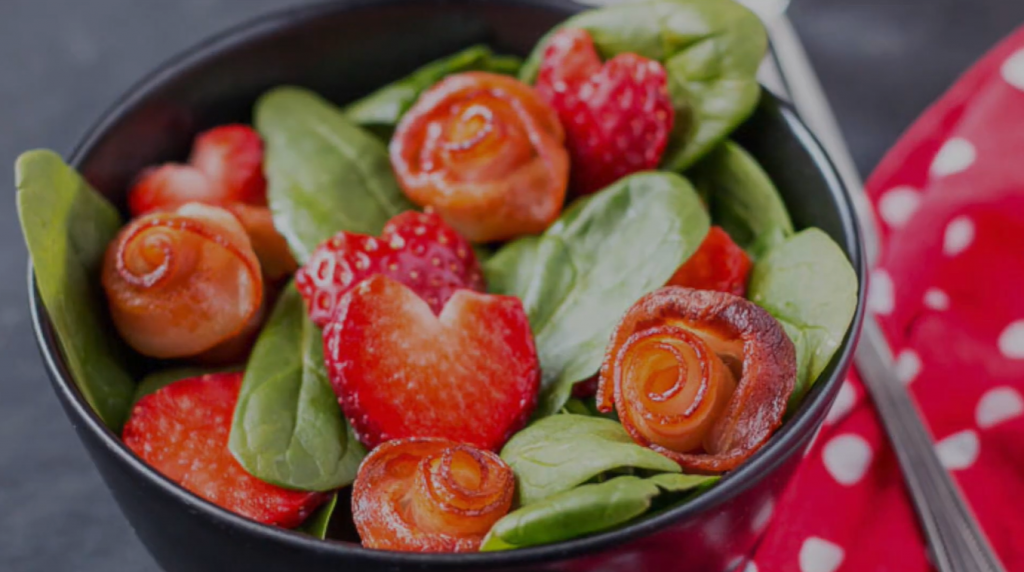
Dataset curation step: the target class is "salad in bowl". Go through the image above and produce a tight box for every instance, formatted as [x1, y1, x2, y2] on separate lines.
[17, 0, 859, 560]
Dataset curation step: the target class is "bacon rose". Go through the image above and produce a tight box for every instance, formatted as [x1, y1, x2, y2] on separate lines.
[352, 438, 514, 552]
[102, 202, 263, 358]
[390, 72, 569, 243]
[598, 287, 796, 474]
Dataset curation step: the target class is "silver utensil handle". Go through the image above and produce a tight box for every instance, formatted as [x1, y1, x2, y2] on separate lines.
[765, 15, 1007, 572]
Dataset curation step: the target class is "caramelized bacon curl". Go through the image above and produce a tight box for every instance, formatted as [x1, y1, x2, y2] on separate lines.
[102, 203, 263, 358]
[598, 287, 796, 474]
[352, 438, 514, 552]
[390, 72, 569, 243]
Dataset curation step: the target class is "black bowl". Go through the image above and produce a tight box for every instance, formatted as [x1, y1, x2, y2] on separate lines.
[29, 0, 866, 570]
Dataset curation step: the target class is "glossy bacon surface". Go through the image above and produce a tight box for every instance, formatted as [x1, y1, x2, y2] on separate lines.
[352, 438, 514, 552]
[390, 72, 569, 243]
[598, 287, 796, 474]
[226, 203, 298, 281]
[102, 203, 263, 358]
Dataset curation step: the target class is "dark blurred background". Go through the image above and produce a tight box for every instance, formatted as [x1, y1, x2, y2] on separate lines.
[2, 0, 1023, 570]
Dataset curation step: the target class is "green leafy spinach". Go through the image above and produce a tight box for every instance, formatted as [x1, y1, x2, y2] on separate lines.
[485, 172, 710, 417]
[520, 0, 767, 171]
[480, 473, 717, 551]
[345, 44, 521, 137]
[229, 283, 365, 492]
[691, 141, 794, 257]
[256, 87, 415, 263]
[297, 492, 338, 539]
[16, 150, 136, 431]
[500, 414, 680, 506]
[748, 228, 859, 407]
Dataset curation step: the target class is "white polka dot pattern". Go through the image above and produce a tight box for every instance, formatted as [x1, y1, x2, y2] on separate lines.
[1002, 49, 1024, 91]
[799, 537, 845, 572]
[930, 138, 976, 177]
[935, 429, 980, 470]
[822, 434, 873, 485]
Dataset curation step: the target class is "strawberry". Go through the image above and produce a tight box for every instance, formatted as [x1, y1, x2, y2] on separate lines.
[127, 164, 214, 217]
[668, 226, 752, 297]
[190, 125, 267, 207]
[571, 376, 599, 399]
[295, 210, 484, 328]
[323, 275, 539, 451]
[536, 28, 674, 195]
[127, 124, 266, 217]
[122, 372, 327, 527]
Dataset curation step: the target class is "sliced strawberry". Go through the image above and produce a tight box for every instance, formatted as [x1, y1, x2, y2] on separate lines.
[122, 372, 327, 527]
[323, 275, 539, 450]
[571, 376, 599, 399]
[667, 226, 752, 297]
[535, 28, 601, 97]
[536, 28, 674, 195]
[296, 210, 484, 328]
[127, 164, 214, 218]
[127, 125, 266, 218]
[190, 125, 267, 207]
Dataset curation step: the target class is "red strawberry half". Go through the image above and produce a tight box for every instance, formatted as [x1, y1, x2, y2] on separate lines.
[323, 275, 539, 451]
[296, 210, 485, 328]
[128, 124, 267, 217]
[536, 28, 675, 195]
[190, 125, 267, 207]
[122, 372, 327, 527]
[668, 226, 752, 297]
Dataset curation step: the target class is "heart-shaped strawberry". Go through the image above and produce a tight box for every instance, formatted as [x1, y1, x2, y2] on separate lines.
[128, 125, 267, 217]
[323, 275, 539, 451]
[296, 210, 485, 327]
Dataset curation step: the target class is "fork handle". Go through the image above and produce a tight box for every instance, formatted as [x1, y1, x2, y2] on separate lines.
[856, 319, 1006, 572]
[762, 14, 1007, 572]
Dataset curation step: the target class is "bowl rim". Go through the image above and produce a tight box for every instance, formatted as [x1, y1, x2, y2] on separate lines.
[28, 0, 867, 566]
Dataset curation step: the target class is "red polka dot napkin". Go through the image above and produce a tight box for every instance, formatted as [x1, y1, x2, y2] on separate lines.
[749, 25, 1024, 572]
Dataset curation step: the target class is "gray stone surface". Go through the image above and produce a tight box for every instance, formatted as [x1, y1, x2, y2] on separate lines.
[1, 0, 1022, 570]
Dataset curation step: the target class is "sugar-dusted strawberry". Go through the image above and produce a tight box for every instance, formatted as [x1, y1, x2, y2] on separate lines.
[127, 164, 215, 218]
[571, 376, 599, 399]
[323, 275, 539, 451]
[190, 125, 267, 207]
[295, 210, 484, 327]
[122, 372, 327, 527]
[536, 28, 674, 195]
[668, 226, 752, 297]
[127, 124, 266, 218]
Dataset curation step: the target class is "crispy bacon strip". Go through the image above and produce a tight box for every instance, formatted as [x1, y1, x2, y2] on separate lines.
[352, 438, 514, 552]
[598, 287, 796, 474]
[225, 203, 297, 281]
[390, 72, 569, 243]
[102, 203, 263, 359]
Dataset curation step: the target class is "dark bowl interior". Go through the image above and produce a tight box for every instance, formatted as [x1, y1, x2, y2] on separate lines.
[28, 0, 867, 571]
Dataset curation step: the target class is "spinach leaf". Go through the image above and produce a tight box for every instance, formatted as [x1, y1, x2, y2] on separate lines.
[560, 398, 592, 416]
[748, 228, 859, 407]
[16, 150, 135, 431]
[346, 45, 522, 136]
[520, 0, 767, 171]
[297, 492, 338, 539]
[133, 366, 241, 406]
[256, 87, 415, 263]
[480, 473, 716, 551]
[691, 141, 794, 257]
[485, 172, 710, 417]
[229, 283, 365, 492]
[500, 414, 680, 505]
